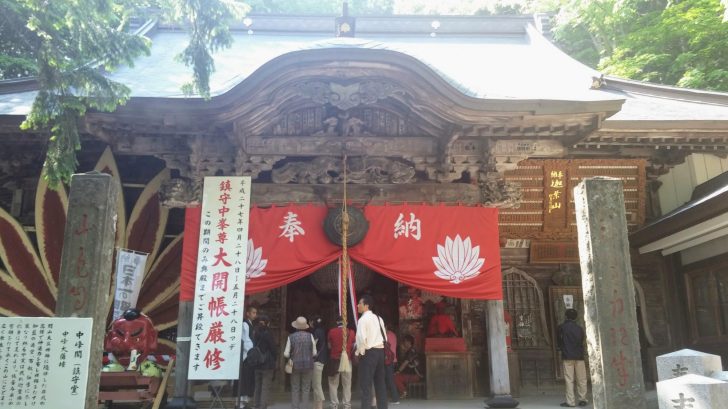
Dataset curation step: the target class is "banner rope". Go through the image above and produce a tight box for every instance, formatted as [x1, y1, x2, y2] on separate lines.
[341, 155, 350, 348]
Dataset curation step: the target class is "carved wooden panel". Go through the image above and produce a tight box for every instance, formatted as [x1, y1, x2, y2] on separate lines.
[268, 106, 415, 137]
[530, 241, 580, 264]
[499, 159, 646, 240]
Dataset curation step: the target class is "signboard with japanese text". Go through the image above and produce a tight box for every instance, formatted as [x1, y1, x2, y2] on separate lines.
[112, 249, 148, 320]
[0, 317, 92, 409]
[189, 176, 251, 379]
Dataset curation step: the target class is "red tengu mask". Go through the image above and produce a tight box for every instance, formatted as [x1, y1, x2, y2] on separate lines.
[104, 310, 158, 364]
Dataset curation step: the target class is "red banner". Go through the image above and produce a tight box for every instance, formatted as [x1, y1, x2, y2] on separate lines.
[349, 205, 502, 299]
[180, 204, 502, 301]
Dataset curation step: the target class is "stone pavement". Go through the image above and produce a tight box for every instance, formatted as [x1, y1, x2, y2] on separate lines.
[224, 390, 658, 409]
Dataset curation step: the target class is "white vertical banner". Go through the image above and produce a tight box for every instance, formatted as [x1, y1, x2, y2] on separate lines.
[189, 176, 251, 380]
[112, 249, 148, 320]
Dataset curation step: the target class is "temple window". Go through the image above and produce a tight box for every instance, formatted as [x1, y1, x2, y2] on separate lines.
[502, 267, 549, 348]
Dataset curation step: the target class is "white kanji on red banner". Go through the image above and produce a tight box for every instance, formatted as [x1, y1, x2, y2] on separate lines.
[394, 212, 422, 240]
[279, 211, 305, 242]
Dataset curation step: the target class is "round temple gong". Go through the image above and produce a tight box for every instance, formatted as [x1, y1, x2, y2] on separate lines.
[323, 206, 369, 246]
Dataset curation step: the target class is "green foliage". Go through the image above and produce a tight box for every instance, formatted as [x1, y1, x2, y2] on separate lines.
[546, 0, 728, 91]
[171, 0, 250, 99]
[6, 0, 150, 186]
[596, 0, 728, 91]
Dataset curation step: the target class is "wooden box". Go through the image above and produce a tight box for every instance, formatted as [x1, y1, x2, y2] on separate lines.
[425, 351, 474, 399]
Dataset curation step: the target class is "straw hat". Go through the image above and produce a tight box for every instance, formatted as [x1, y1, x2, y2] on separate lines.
[291, 316, 309, 330]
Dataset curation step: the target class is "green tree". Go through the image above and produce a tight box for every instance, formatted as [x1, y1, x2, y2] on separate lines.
[1, 0, 249, 185]
[4, 0, 150, 185]
[600, 0, 728, 90]
[543, 0, 728, 91]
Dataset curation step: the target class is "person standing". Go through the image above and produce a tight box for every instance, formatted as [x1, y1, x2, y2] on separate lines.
[310, 316, 328, 409]
[384, 326, 400, 404]
[252, 315, 277, 409]
[355, 295, 388, 409]
[238, 305, 258, 409]
[285, 316, 317, 409]
[327, 316, 355, 409]
[557, 308, 588, 407]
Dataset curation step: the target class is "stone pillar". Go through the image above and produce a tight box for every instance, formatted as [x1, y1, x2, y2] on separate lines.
[167, 300, 197, 409]
[55, 172, 119, 409]
[485, 300, 519, 408]
[573, 178, 647, 409]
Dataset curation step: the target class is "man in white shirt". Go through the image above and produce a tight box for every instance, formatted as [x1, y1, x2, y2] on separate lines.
[355, 295, 388, 409]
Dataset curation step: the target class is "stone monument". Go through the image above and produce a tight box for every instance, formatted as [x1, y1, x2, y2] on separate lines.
[573, 177, 647, 409]
[55, 171, 119, 409]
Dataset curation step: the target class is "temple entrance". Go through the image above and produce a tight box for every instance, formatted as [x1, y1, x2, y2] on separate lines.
[284, 261, 399, 338]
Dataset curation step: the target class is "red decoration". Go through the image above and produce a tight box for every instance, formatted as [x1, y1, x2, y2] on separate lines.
[104, 313, 158, 366]
[180, 204, 502, 301]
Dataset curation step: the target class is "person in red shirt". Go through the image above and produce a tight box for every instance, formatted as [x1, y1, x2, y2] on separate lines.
[327, 316, 355, 409]
[426, 301, 458, 337]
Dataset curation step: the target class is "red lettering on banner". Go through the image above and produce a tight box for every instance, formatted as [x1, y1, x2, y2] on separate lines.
[212, 248, 231, 267]
[204, 348, 225, 370]
[204, 322, 227, 344]
[212, 272, 229, 292]
[216, 231, 228, 244]
[217, 218, 229, 231]
[219, 180, 231, 192]
[218, 206, 230, 217]
[218, 192, 231, 204]
[207, 296, 230, 318]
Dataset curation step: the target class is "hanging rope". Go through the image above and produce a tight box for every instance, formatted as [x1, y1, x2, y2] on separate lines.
[340, 155, 350, 346]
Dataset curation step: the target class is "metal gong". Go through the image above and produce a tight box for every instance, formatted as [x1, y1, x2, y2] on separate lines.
[323, 206, 369, 247]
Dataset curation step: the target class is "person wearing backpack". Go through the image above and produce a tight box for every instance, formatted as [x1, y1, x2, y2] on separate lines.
[284, 316, 317, 409]
[252, 315, 277, 409]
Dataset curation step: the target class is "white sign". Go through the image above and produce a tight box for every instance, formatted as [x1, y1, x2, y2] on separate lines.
[189, 176, 251, 380]
[0, 317, 93, 409]
[563, 294, 574, 309]
[112, 249, 148, 320]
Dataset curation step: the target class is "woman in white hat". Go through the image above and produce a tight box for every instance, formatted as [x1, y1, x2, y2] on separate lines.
[284, 316, 317, 409]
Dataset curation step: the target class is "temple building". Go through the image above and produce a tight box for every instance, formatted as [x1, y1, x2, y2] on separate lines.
[1, 12, 728, 399]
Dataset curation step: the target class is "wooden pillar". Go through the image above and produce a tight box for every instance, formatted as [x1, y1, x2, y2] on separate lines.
[167, 300, 197, 408]
[573, 178, 647, 409]
[484, 300, 519, 408]
[55, 172, 119, 409]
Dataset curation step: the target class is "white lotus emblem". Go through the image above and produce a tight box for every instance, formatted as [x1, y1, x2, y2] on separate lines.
[246, 239, 268, 281]
[432, 235, 484, 284]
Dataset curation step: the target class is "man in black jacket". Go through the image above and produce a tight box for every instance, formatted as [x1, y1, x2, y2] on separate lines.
[253, 315, 277, 409]
[557, 309, 588, 407]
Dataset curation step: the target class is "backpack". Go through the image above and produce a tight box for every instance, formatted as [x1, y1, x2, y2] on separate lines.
[246, 346, 266, 367]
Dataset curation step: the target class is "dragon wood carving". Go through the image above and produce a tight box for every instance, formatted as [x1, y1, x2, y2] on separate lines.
[271, 157, 416, 184]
